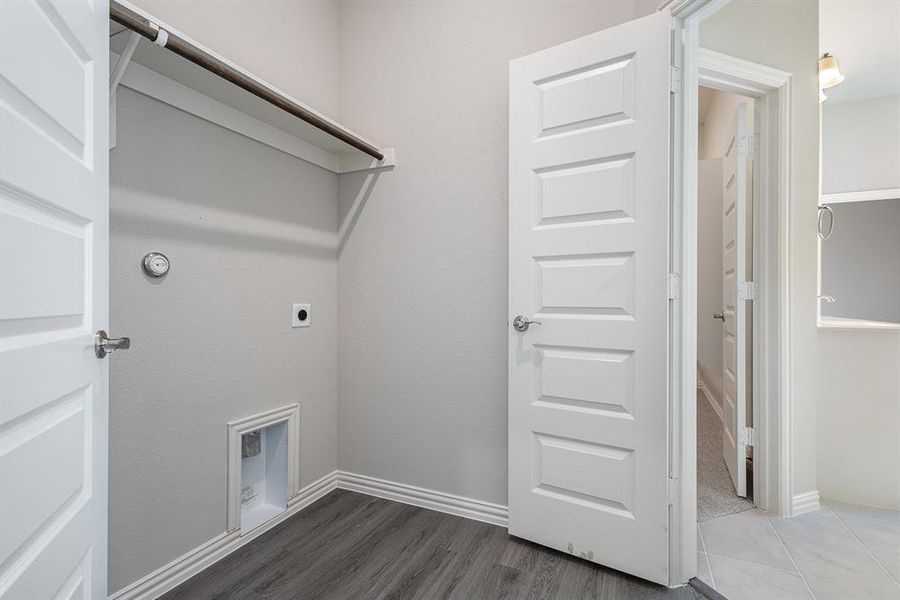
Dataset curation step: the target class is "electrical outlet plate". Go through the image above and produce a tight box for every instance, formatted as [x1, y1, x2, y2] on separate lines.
[292, 303, 311, 328]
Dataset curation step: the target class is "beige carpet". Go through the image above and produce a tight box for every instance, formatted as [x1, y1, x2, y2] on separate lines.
[697, 391, 754, 522]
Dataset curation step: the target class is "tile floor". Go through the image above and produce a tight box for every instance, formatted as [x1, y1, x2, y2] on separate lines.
[696, 500, 900, 600]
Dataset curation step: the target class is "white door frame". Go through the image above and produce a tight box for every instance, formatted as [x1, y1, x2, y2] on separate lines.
[665, 0, 794, 585]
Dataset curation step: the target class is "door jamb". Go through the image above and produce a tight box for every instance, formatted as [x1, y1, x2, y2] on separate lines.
[666, 0, 794, 585]
[695, 48, 793, 519]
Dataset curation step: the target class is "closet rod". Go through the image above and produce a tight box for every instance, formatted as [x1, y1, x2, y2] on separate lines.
[109, 0, 384, 161]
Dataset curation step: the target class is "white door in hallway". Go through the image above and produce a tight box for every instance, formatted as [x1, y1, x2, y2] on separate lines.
[0, 0, 109, 598]
[508, 11, 672, 585]
[721, 103, 751, 498]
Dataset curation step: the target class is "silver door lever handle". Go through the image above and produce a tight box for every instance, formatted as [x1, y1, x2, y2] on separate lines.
[713, 312, 725, 322]
[513, 315, 542, 332]
[95, 330, 131, 358]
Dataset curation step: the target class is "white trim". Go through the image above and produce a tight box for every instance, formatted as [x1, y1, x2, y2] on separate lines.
[671, 0, 795, 584]
[335, 471, 509, 527]
[697, 378, 724, 422]
[110, 53, 396, 175]
[791, 490, 821, 516]
[108, 471, 339, 600]
[227, 404, 301, 533]
[821, 188, 900, 204]
[697, 52, 793, 519]
[668, 2, 733, 586]
[698, 48, 792, 95]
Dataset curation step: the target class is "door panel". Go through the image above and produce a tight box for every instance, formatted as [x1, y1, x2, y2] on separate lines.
[509, 11, 671, 585]
[0, 0, 109, 598]
[721, 103, 750, 498]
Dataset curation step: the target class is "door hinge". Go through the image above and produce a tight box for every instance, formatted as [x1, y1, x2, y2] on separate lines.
[738, 133, 759, 156]
[738, 281, 758, 301]
[739, 426, 757, 448]
[668, 273, 681, 300]
[670, 65, 682, 95]
[668, 477, 680, 505]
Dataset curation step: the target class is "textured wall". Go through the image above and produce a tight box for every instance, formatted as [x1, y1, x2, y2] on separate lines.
[336, 1, 654, 506]
[817, 329, 900, 510]
[822, 95, 900, 194]
[699, 90, 754, 162]
[701, 0, 820, 502]
[821, 199, 900, 324]
[128, 0, 341, 115]
[108, 89, 338, 592]
[109, 2, 341, 592]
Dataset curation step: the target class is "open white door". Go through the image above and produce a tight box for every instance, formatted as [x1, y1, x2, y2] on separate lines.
[0, 1, 110, 598]
[508, 11, 671, 585]
[721, 103, 751, 498]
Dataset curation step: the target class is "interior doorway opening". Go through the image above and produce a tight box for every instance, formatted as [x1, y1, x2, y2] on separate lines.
[696, 86, 757, 523]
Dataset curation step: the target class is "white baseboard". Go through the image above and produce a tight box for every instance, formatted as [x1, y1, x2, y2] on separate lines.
[335, 471, 509, 527]
[109, 470, 508, 600]
[697, 377, 724, 422]
[792, 490, 821, 516]
[109, 471, 339, 600]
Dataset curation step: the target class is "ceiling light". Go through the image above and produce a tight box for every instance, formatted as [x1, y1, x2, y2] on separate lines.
[820, 88, 828, 103]
[819, 53, 845, 90]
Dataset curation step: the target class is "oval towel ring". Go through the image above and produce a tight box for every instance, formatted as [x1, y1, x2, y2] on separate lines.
[818, 205, 835, 240]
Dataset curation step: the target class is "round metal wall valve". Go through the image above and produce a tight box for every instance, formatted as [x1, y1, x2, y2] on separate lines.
[142, 252, 170, 277]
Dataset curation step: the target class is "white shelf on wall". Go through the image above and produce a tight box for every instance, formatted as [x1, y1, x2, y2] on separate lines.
[109, 0, 395, 174]
[820, 188, 900, 204]
[818, 316, 900, 332]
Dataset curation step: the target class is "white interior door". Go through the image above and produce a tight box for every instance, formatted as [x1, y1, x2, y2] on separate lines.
[508, 11, 671, 585]
[0, 1, 109, 598]
[721, 103, 750, 498]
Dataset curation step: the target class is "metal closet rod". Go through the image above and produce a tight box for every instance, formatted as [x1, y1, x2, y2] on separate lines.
[110, 1, 384, 161]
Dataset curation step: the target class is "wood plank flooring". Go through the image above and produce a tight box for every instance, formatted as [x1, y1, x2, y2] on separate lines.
[160, 489, 707, 600]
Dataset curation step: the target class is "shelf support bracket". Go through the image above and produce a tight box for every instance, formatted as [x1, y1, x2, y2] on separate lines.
[109, 30, 141, 98]
[338, 148, 397, 174]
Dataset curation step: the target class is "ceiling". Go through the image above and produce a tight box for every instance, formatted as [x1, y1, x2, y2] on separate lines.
[820, 0, 900, 104]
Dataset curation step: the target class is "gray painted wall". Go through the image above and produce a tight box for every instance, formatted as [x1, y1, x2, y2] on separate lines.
[821, 199, 900, 324]
[336, 0, 655, 506]
[109, 89, 338, 592]
[699, 90, 754, 162]
[129, 0, 341, 115]
[822, 95, 900, 194]
[110, 2, 341, 592]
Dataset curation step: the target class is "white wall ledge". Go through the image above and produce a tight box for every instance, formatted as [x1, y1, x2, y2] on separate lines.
[818, 316, 900, 332]
[821, 188, 900, 204]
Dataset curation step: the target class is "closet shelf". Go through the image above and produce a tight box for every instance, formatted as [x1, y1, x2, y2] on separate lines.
[109, 0, 394, 174]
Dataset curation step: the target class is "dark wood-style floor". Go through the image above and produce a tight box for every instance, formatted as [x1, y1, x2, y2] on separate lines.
[160, 489, 708, 600]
